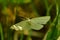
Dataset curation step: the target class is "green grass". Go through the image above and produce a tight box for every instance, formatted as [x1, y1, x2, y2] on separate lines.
[0, 23, 4, 40]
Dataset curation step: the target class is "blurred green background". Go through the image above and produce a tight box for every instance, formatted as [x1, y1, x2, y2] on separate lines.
[0, 0, 60, 40]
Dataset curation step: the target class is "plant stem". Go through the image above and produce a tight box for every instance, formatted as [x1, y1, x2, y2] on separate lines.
[44, 0, 48, 9]
[0, 23, 4, 40]
[20, 31, 24, 40]
[31, 0, 39, 16]
[26, 30, 32, 40]
[46, 4, 53, 16]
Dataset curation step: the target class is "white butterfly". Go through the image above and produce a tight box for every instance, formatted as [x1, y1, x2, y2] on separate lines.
[10, 16, 50, 31]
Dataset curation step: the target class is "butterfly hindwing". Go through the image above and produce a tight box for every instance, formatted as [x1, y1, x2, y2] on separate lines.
[30, 22, 43, 30]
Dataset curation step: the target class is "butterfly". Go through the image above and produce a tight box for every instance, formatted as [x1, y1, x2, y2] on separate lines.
[10, 16, 50, 31]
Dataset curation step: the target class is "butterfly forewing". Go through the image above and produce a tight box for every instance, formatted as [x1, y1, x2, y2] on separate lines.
[14, 20, 31, 30]
[30, 16, 50, 24]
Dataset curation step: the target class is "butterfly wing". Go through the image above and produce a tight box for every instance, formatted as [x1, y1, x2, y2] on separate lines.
[30, 16, 50, 30]
[30, 16, 50, 24]
[11, 20, 31, 30]
[30, 22, 43, 30]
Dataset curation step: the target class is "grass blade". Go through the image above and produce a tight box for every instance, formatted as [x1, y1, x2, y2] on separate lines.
[0, 23, 4, 40]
